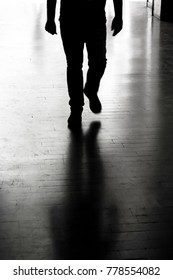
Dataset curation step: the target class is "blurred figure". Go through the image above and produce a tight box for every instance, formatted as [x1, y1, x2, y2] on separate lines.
[45, 0, 123, 130]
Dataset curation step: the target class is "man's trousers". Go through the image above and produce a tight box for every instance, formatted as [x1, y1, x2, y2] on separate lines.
[60, 21, 107, 110]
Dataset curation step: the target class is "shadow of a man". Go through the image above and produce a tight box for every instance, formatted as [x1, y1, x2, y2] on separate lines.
[50, 122, 119, 259]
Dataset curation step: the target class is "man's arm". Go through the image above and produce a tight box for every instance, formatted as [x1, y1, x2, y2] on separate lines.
[111, 0, 123, 36]
[45, 0, 57, 35]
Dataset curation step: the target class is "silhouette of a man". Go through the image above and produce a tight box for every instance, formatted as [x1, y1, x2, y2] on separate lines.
[45, 0, 123, 129]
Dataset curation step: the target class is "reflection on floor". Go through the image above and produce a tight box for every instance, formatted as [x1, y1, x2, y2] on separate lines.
[0, 0, 173, 260]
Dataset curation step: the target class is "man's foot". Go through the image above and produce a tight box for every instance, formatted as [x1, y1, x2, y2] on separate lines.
[67, 110, 82, 130]
[85, 94, 102, 114]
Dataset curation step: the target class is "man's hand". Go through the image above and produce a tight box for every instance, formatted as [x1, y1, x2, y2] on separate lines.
[111, 17, 123, 36]
[45, 20, 57, 35]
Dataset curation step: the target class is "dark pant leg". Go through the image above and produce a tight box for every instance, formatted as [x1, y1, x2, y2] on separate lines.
[60, 22, 85, 109]
[84, 24, 107, 98]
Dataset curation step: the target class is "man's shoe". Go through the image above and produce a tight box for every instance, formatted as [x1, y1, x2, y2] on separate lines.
[67, 110, 82, 130]
[85, 94, 102, 114]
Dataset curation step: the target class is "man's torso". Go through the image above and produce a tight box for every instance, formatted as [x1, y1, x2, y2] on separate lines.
[59, 0, 107, 24]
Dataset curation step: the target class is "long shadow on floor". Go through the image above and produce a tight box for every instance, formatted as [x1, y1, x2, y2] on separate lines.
[50, 121, 119, 259]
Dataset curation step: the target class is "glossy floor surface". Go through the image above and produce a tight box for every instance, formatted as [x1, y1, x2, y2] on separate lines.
[1, 0, 173, 260]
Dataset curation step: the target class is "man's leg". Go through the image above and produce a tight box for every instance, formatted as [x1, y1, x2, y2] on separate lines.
[60, 22, 85, 128]
[84, 24, 107, 113]
[60, 22, 84, 109]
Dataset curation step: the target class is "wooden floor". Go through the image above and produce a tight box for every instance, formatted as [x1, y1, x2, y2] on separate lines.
[1, 0, 173, 260]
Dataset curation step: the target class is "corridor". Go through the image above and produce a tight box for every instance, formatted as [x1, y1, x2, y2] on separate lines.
[0, 0, 173, 259]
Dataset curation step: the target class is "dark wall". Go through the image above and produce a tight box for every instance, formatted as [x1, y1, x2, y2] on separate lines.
[161, 0, 173, 21]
